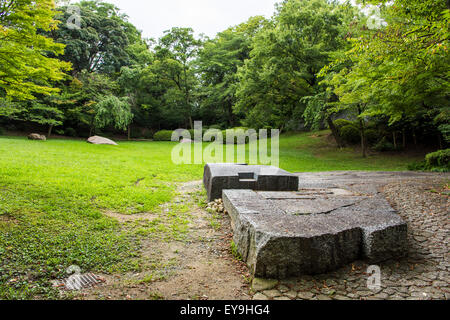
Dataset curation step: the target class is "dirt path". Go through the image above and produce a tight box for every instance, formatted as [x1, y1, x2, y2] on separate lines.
[80, 181, 251, 300]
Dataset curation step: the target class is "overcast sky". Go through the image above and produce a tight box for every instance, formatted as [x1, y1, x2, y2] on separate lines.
[79, 0, 281, 40]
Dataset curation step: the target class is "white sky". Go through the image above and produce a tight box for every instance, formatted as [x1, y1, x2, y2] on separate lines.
[82, 0, 281, 40]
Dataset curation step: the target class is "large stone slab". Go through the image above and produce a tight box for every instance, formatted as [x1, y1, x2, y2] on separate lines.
[203, 163, 299, 202]
[223, 188, 407, 279]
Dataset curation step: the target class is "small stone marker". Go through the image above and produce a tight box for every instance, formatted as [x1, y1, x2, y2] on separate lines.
[87, 136, 118, 145]
[180, 138, 193, 143]
[223, 188, 407, 279]
[203, 163, 299, 202]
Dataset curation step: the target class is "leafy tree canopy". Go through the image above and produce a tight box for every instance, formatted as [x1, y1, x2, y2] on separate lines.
[0, 0, 71, 100]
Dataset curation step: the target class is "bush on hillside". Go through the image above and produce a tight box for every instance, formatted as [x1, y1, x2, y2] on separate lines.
[373, 137, 396, 152]
[333, 119, 355, 132]
[365, 129, 379, 145]
[221, 127, 258, 144]
[426, 149, 450, 169]
[408, 149, 449, 172]
[153, 130, 174, 141]
[64, 127, 77, 137]
[340, 125, 360, 145]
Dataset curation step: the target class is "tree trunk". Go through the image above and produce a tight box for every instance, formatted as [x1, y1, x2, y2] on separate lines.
[227, 101, 235, 127]
[47, 124, 53, 138]
[128, 125, 131, 141]
[89, 117, 95, 137]
[402, 129, 406, 149]
[326, 116, 344, 148]
[360, 125, 367, 158]
[357, 105, 367, 158]
[393, 132, 397, 149]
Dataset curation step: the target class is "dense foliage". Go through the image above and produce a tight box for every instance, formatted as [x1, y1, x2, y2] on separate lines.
[0, 0, 448, 159]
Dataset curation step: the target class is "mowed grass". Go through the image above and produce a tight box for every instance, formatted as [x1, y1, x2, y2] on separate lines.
[278, 131, 423, 172]
[0, 131, 421, 299]
[0, 138, 202, 299]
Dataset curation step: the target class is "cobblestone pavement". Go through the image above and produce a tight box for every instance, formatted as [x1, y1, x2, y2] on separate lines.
[251, 175, 449, 300]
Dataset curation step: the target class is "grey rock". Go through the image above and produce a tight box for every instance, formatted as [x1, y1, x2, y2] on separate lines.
[315, 294, 333, 300]
[251, 278, 278, 292]
[334, 295, 352, 300]
[297, 292, 315, 300]
[28, 133, 46, 141]
[87, 136, 118, 146]
[252, 293, 269, 300]
[262, 289, 282, 298]
[274, 296, 291, 300]
[284, 290, 298, 299]
[373, 292, 389, 299]
[278, 285, 289, 293]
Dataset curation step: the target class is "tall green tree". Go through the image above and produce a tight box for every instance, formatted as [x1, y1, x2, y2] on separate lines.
[51, 0, 142, 75]
[94, 95, 133, 133]
[234, 0, 352, 130]
[0, 0, 71, 100]
[196, 16, 267, 127]
[152, 27, 200, 129]
[326, 0, 449, 150]
[59, 71, 118, 135]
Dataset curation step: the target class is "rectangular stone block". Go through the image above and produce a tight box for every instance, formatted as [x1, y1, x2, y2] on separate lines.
[203, 163, 299, 202]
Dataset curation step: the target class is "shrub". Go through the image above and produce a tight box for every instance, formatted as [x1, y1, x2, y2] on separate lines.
[259, 126, 274, 139]
[64, 127, 77, 137]
[373, 137, 396, 152]
[340, 125, 360, 145]
[425, 149, 450, 169]
[129, 127, 142, 139]
[143, 130, 153, 139]
[153, 130, 174, 141]
[333, 119, 354, 132]
[365, 129, 379, 145]
[407, 161, 428, 171]
[222, 127, 257, 144]
[208, 124, 223, 130]
[0, 127, 5, 135]
[5, 124, 16, 131]
[408, 149, 449, 172]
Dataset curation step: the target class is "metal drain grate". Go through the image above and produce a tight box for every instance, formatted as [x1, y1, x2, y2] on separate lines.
[54, 273, 103, 291]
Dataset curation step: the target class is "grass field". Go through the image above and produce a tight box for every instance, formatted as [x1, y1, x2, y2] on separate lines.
[0, 131, 424, 299]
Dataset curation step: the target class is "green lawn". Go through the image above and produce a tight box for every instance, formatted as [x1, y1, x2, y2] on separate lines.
[0, 131, 423, 299]
[278, 131, 423, 172]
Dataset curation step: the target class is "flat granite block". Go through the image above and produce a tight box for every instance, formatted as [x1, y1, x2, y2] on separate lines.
[223, 189, 408, 279]
[203, 163, 299, 202]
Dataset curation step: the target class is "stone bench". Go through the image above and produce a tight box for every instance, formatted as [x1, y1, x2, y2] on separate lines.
[203, 163, 299, 202]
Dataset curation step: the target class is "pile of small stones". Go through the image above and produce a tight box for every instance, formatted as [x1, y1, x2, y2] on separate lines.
[206, 199, 228, 215]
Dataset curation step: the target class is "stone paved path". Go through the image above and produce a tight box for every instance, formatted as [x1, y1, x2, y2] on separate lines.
[249, 172, 449, 300]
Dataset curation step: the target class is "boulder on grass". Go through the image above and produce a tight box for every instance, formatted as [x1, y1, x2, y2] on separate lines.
[180, 138, 193, 143]
[87, 136, 118, 146]
[28, 133, 46, 141]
